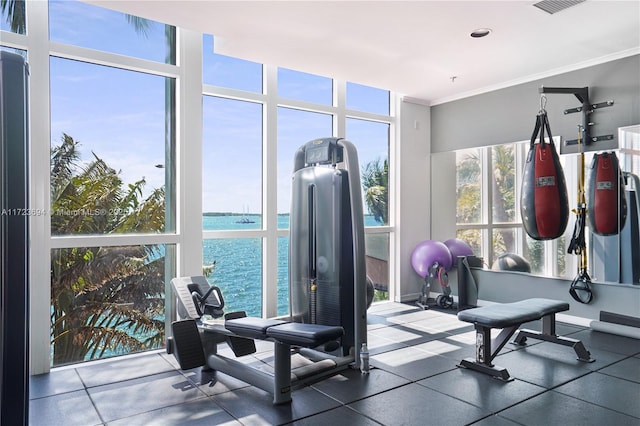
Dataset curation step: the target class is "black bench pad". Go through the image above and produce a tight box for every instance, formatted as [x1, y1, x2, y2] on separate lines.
[267, 323, 344, 347]
[458, 298, 569, 329]
[225, 317, 286, 339]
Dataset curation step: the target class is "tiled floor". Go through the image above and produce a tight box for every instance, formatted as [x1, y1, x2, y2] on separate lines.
[30, 302, 640, 425]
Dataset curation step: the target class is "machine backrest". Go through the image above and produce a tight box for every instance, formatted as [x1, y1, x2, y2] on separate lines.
[171, 276, 224, 319]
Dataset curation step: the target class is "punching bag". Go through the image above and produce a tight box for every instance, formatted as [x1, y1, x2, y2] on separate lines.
[521, 111, 569, 240]
[588, 152, 627, 236]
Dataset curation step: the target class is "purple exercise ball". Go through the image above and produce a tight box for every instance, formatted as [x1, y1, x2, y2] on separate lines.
[443, 238, 474, 267]
[411, 240, 453, 278]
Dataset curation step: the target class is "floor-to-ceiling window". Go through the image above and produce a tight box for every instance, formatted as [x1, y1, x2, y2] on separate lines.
[202, 35, 394, 318]
[46, 1, 177, 366]
[1, 1, 395, 371]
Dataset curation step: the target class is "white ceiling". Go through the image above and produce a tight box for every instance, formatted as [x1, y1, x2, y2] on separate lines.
[88, 1, 640, 104]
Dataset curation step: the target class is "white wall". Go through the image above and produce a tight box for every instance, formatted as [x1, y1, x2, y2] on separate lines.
[395, 99, 431, 302]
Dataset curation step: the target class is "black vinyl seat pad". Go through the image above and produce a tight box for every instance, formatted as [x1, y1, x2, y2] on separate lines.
[225, 317, 286, 339]
[267, 323, 344, 347]
[224, 317, 344, 347]
[458, 298, 569, 329]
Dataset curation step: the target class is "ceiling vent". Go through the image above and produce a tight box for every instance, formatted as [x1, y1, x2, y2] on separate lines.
[533, 0, 586, 15]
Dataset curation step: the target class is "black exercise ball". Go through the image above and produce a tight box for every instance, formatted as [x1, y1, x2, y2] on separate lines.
[366, 276, 375, 309]
[492, 253, 531, 273]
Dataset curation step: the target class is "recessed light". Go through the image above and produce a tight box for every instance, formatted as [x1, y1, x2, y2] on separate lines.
[470, 28, 492, 38]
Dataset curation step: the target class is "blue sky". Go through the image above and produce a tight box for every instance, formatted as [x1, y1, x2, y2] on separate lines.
[39, 0, 390, 214]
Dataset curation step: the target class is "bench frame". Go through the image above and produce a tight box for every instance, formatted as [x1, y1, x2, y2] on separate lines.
[458, 308, 594, 382]
[170, 318, 352, 404]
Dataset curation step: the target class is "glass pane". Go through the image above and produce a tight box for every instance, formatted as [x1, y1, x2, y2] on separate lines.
[347, 82, 389, 115]
[0, 0, 25, 34]
[525, 235, 546, 275]
[277, 236, 289, 317]
[0, 46, 26, 58]
[278, 68, 332, 105]
[51, 244, 170, 366]
[202, 96, 262, 228]
[277, 107, 332, 226]
[49, 0, 175, 64]
[50, 58, 172, 235]
[203, 238, 262, 317]
[492, 228, 517, 262]
[491, 144, 516, 223]
[366, 232, 390, 302]
[456, 229, 482, 259]
[202, 35, 262, 93]
[456, 148, 482, 224]
[554, 237, 567, 277]
[346, 118, 390, 226]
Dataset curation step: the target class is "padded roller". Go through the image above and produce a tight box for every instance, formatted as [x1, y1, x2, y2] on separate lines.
[171, 320, 206, 370]
[266, 323, 344, 347]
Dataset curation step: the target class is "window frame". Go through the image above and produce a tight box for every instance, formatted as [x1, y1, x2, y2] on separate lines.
[455, 139, 572, 277]
[5, 2, 396, 373]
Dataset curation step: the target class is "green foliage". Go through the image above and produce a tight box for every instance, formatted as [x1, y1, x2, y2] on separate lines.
[0, 0, 25, 33]
[362, 158, 388, 225]
[50, 134, 166, 366]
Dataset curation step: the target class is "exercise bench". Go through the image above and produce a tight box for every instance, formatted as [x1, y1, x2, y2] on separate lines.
[457, 298, 594, 381]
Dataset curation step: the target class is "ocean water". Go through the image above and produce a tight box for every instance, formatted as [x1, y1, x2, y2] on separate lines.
[202, 214, 379, 317]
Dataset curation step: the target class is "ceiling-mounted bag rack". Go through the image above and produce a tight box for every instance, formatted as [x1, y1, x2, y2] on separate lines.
[539, 86, 614, 146]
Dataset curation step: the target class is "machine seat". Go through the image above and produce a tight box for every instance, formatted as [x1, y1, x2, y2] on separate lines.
[267, 323, 344, 347]
[225, 317, 286, 339]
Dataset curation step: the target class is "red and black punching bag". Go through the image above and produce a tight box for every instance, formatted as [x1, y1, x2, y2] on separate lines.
[587, 152, 627, 236]
[521, 112, 569, 240]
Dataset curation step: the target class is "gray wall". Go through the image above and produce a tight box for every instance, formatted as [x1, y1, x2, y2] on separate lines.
[429, 54, 640, 321]
[431, 55, 640, 154]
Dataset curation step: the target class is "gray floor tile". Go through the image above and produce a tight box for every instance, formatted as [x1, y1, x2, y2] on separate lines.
[515, 338, 627, 371]
[30, 369, 84, 399]
[418, 368, 546, 412]
[412, 334, 477, 361]
[310, 366, 410, 404]
[179, 367, 251, 396]
[288, 406, 381, 426]
[367, 302, 422, 316]
[371, 345, 457, 380]
[499, 390, 640, 426]
[29, 390, 102, 426]
[368, 323, 443, 346]
[88, 371, 205, 422]
[408, 315, 475, 335]
[489, 341, 623, 388]
[366, 331, 408, 355]
[469, 414, 522, 426]
[348, 382, 491, 426]
[26, 306, 640, 426]
[107, 397, 240, 426]
[76, 352, 175, 388]
[212, 384, 341, 425]
[570, 329, 640, 355]
[554, 371, 640, 418]
[598, 355, 640, 383]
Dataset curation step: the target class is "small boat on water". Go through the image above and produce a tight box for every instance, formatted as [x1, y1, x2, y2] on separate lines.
[236, 216, 255, 224]
[236, 205, 255, 223]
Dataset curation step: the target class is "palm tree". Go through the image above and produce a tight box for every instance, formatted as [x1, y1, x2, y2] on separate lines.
[1, 1, 155, 38]
[0, 0, 25, 33]
[491, 145, 516, 254]
[362, 158, 388, 225]
[50, 134, 166, 365]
